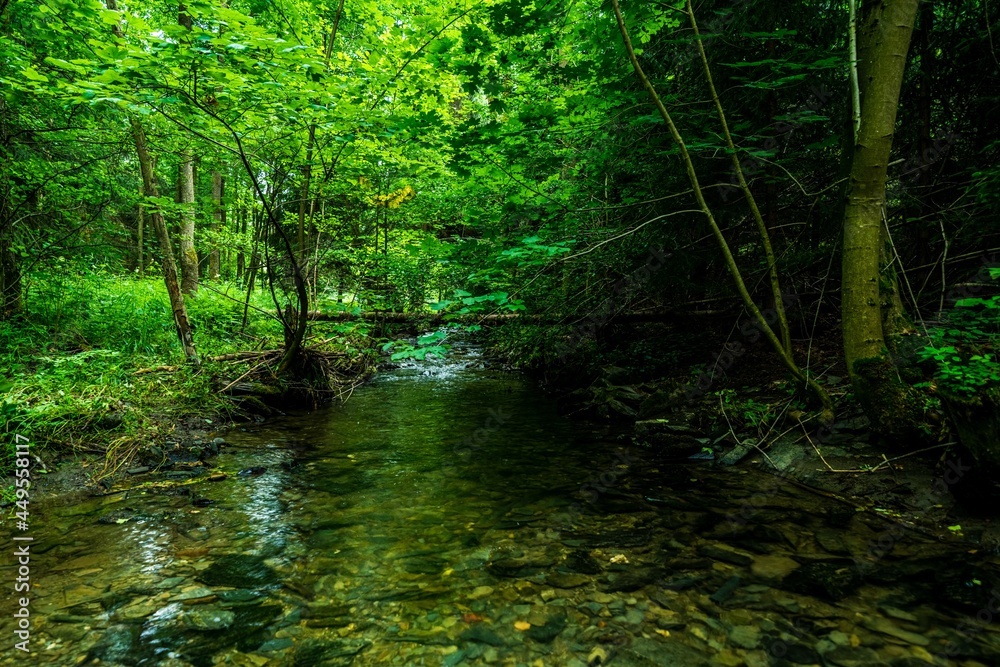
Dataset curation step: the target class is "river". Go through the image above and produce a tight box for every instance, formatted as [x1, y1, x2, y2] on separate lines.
[3, 345, 999, 666]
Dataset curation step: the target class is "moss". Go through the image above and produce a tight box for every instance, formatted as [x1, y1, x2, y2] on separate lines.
[851, 354, 930, 444]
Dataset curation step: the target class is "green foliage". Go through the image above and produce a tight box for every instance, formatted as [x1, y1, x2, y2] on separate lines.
[717, 388, 777, 430]
[0, 271, 285, 482]
[382, 330, 452, 361]
[918, 272, 1000, 396]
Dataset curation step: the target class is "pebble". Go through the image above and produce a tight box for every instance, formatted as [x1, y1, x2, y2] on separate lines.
[469, 585, 494, 600]
[728, 624, 761, 649]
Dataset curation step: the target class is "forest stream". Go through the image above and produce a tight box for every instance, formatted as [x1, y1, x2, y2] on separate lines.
[3, 345, 1000, 667]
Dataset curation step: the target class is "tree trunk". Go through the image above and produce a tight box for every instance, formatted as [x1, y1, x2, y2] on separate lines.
[0, 98, 19, 319]
[236, 206, 246, 281]
[177, 152, 198, 294]
[131, 118, 200, 366]
[841, 0, 921, 438]
[0, 230, 20, 319]
[137, 193, 145, 276]
[210, 170, 223, 280]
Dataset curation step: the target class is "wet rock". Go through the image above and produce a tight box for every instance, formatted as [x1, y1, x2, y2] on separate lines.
[719, 443, 754, 466]
[171, 586, 216, 602]
[601, 567, 662, 593]
[728, 625, 761, 649]
[778, 642, 821, 664]
[259, 637, 293, 652]
[460, 625, 507, 647]
[564, 550, 603, 575]
[402, 556, 448, 575]
[486, 556, 550, 578]
[293, 638, 371, 666]
[822, 646, 882, 667]
[615, 637, 709, 667]
[237, 466, 267, 476]
[588, 646, 609, 666]
[547, 572, 591, 589]
[781, 561, 861, 601]
[623, 609, 644, 625]
[699, 544, 753, 566]
[525, 614, 567, 643]
[92, 624, 138, 663]
[861, 617, 930, 646]
[879, 605, 919, 623]
[659, 575, 703, 591]
[197, 554, 278, 588]
[468, 585, 494, 600]
[709, 576, 742, 604]
[750, 554, 800, 582]
[97, 509, 141, 525]
[216, 589, 264, 604]
[635, 419, 700, 436]
[182, 608, 235, 631]
[568, 527, 653, 548]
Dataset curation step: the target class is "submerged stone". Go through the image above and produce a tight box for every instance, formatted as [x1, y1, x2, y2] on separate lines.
[182, 608, 235, 631]
[782, 561, 861, 601]
[525, 615, 567, 643]
[197, 554, 279, 588]
[601, 566, 662, 592]
[460, 625, 507, 647]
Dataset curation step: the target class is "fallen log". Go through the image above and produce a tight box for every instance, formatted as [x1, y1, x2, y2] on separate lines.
[307, 310, 680, 324]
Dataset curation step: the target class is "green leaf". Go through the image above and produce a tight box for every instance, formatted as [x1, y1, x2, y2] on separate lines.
[22, 67, 49, 82]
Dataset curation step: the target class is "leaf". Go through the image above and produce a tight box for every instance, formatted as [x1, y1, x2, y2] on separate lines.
[22, 67, 49, 82]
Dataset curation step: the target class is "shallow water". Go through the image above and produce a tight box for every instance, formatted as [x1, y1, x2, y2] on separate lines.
[4, 347, 1000, 666]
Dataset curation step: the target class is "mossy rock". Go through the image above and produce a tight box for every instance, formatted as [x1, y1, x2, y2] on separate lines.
[941, 386, 1000, 473]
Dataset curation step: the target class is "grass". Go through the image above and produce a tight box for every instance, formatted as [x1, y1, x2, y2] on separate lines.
[0, 270, 366, 496]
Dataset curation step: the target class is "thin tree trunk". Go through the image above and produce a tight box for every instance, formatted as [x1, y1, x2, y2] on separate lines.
[177, 153, 198, 293]
[131, 119, 199, 366]
[611, 0, 832, 420]
[297, 126, 314, 257]
[0, 98, 19, 318]
[841, 0, 921, 437]
[0, 230, 19, 318]
[137, 191, 145, 276]
[236, 206, 246, 281]
[210, 170, 223, 280]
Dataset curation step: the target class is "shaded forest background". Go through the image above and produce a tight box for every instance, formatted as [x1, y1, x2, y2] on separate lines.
[1, 0, 999, 481]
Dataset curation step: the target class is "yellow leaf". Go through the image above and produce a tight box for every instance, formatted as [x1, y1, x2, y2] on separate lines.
[514, 621, 531, 631]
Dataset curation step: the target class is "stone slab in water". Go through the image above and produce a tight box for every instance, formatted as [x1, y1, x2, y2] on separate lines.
[197, 554, 279, 588]
[614, 637, 709, 667]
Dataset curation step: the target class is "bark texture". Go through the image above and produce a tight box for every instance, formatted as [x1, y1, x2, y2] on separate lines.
[841, 0, 921, 438]
[177, 153, 198, 294]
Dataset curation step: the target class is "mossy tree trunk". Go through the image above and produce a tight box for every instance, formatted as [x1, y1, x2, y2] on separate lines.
[842, 0, 922, 438]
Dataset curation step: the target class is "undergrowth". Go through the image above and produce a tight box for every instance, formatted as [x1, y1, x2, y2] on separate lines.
[0, 270, 297, 494]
